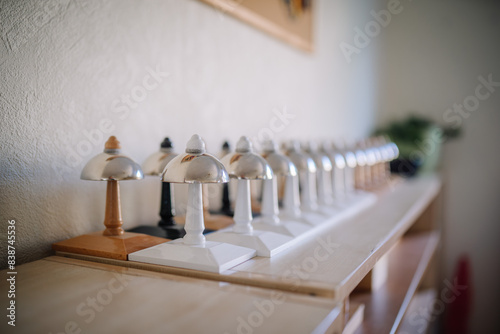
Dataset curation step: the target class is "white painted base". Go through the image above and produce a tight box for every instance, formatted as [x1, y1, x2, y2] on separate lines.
[206, 228, 296, 257]
[278, 191, 377, 228]
[252, 218, 312, 237]
[331, 198, 349, 210]
[317, 205, 340, 217]
[129, 191, 377, 272]
[345, 190, 373, 204]
[336, 191, 377, 221]
[128, 239, 256, 273]
[293, 211, 329, 226]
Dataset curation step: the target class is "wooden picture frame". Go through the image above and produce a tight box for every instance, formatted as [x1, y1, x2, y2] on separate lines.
[199, 0, 314, 52]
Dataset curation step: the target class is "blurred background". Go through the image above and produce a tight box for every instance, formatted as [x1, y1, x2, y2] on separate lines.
[1, 0, 499, 332]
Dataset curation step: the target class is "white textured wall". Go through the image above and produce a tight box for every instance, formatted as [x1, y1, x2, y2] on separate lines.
[0, 0, 380, 266]
[375, 0, 500, 332]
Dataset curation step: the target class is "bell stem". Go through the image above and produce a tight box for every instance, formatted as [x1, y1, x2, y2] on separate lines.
[318, 169, 334, 206]
[159, 182, 176, 227]
[233, 179, 253, 234]
[332, 165, 345, 200]
[282, 175, 301, 219]
[183, 183, 206, 245]
[221, 183, 231, 215]
[300, 170, 318, 211]
[344, 164, 355, 194]
[260, 178, 280, 225]
[103, 180, 124, 236]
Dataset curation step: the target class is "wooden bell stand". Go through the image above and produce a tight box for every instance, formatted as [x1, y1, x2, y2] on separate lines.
[53, 136, 167, 260]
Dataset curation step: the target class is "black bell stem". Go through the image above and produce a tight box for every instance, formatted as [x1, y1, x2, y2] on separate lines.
[158, 182, 175, 227]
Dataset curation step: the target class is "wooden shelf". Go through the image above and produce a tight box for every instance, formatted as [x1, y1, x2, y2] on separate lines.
[343, 303, 365, 334]
[6, 175, 442, 333]
[0, 256, 342, 334]
[397, 289, 437, 334]
[351, 231, 440, 334]
[57, 175, 441, 303]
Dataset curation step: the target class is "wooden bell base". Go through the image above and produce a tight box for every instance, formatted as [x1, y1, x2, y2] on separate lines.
[52, 232, 168, 261]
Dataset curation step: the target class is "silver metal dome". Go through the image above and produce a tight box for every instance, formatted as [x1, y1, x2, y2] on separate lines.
[284, 140, 317, 173]
[142, 138, 178, 176]
[261, 140, 297, 177]
[320, 142, 346, 169]
[221, 136, 273, 180]
[161, 134, 229, 184]
[302, 141, 332, 172]
[80, 136, 143, 181]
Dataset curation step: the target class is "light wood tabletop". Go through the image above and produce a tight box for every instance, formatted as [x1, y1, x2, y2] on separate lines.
[0, 256, 342, 334]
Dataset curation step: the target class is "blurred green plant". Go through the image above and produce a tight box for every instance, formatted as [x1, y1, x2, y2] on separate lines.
[375, 114, 461, 175]
[376, 115, 460, 144]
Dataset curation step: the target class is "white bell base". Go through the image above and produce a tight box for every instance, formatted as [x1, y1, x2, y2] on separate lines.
[278, 190, 377, 227]
[345, 190, 374, 204]
[331, 198, 349, 210]
[252, 218, 312, 238]
[317, 205, 340, 217]
[333, 190, 372, 207]
[332, 191, 377, 222]
[280, 211, 327, 226]
[129, 191, 377, 273]
[206, 228, 296, 257]
[128, 239, 256, 273]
